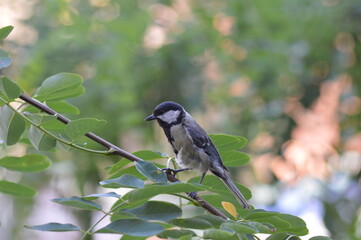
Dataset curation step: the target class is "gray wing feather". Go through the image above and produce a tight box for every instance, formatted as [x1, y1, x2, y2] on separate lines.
[184, 119, 250, 209]
[184, 121, 226, 171]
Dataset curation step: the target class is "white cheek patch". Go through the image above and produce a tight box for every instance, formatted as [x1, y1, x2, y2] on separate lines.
[158, 110, 181, 124]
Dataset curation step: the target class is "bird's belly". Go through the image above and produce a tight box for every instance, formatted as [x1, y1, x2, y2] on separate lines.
[170, 125, 210, 173]
[176, 149, 208, 171]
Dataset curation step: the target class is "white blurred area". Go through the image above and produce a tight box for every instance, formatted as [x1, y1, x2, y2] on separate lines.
[0, 0, 38, 45]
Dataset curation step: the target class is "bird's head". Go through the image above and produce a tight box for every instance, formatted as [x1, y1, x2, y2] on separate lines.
[145, 101, 185, 125]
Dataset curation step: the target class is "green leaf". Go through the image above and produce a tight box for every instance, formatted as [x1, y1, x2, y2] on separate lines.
[157, 229, 196, 239]
[40, 118, 66, 132]
[113, 198, 150, 215]
[245, 212, 308, 235]
[108, 159, 132, 175]
[0, 25, 14, 41]
[34, 73, 85, 101]
[0, 154, 51, 172]
[246, 221, 275, 233]
[0, 49, 11, 69]
[96, 219, 164, 237]
[275, 214, 308, 235]
[245, 211, 307, 235]
[120, 235, 146, 240]
[135, 160, 167, 183]
[203, 229, 235, 239]
[221, 222, 258, 234]
[220, 150, 250, 167]
[83, 192, 121, 201]
[200, 194, 238, 210]
[122, 201, 182, 221]
[0, 76, 21, 101]
[266, 233, 301, 240]
[170, 218, 213, 229]
[24, 222, 81, 232]
[245, 210, 280, 220]
[28, 125, 57, 151]
[110, 162, 167, 182]
[0, 105, 25, 145]
[179, 234, 194, 240]
[249, 215, 290, 230]
[193, 215, 227, 228]
[309, 237, 332, 240]
[64, 118, 107, 140]
[100, 174, 145, 189]
[108, 153, 167, 175]
[209, 134, 247, 151]
[0, 180, 36, 197]
[24, 113, 57, 126]
[125, 182, 205, 201]
[52, 196, 102, 211]
[133, 150, 168, 160]
[46, 101, 80, 114]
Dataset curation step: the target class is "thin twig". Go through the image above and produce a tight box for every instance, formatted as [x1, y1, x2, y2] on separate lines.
[18, 93, 228, 220]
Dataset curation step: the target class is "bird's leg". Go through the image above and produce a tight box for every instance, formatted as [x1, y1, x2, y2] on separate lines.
[199, 172, 206, 184]
[188, 172, 207, 199]
[161, 167, 192, 176]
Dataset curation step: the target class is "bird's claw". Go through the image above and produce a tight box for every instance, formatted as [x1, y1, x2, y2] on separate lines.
[161, 167, 191, 176]
[188, 191, 198, 199]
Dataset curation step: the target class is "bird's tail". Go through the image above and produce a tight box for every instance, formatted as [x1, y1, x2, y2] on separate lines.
[221, 175, 251, 209]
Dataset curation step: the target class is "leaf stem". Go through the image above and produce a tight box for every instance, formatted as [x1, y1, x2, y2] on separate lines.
[5, 102, 110, 155]
[80, 198, 129, 239]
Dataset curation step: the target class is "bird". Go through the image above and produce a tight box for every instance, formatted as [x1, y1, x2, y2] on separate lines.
[145, 101, 251, 209]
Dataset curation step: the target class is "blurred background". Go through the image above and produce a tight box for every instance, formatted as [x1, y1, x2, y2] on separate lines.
[0, 0, 361, 239]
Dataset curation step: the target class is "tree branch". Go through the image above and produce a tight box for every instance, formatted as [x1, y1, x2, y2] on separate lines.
[18, 93, 228, 220]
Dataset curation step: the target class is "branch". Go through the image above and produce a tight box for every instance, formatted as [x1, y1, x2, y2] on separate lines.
[18, 94, 228, 220]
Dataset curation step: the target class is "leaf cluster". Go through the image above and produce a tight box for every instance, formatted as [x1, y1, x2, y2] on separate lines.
[0, 26, 331, 240]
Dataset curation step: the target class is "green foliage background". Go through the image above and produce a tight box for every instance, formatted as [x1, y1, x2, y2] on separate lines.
[1, 0, 361, 239]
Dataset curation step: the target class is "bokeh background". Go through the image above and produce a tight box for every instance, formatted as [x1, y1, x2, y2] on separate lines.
[1, 0, 361, 239]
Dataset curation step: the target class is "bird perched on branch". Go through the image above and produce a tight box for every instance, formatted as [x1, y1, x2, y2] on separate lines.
[145, 101, 251, 209]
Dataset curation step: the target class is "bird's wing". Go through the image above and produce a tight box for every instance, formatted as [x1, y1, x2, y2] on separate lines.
[184, 121, 227, 171]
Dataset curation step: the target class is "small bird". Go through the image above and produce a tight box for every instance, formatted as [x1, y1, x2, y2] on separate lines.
[145, 101, 251, 209]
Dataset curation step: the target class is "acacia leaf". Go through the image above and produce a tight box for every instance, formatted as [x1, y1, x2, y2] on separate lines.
[170, 218, 213, 229]
[0, 180, 36, 197]
[0, 76, 21, 101]
[222, 201, 238, 219]
[0, 25, 14, 40]
[46, 101, 79, 114]
[83, 192, 121, 201]
[96, 219, 164, 237]
[0, 154, 51, 172]
[25, 222, 81, 232]
[52, 196, 102, 211]
[125, 182, 204, 201]
[34, 73, 84, 101]
[135, 160, 167, 183]
[0, 105, 25, 145]
[209, 134, 247, 151]
[64, 118, 107, 140]
[121, 201, 182, 221]
[28, 125, 56, 151]
[100, 174, 144, 189]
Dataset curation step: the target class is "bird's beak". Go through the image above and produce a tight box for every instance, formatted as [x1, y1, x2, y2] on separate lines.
[145, 114, 157, 121]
